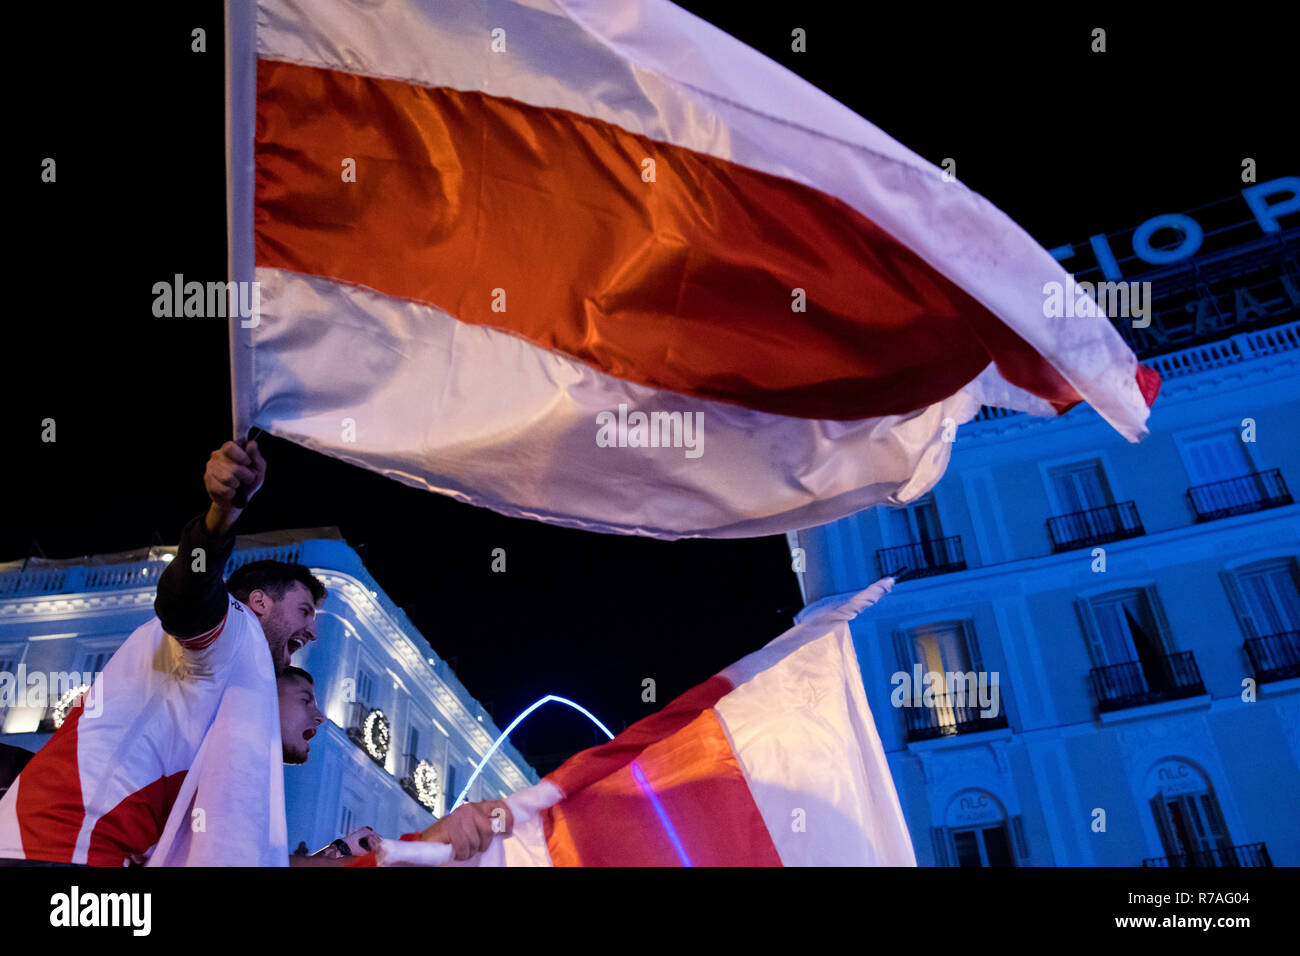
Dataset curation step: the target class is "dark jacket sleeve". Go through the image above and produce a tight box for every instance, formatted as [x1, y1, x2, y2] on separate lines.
[154, 513, 237, 639]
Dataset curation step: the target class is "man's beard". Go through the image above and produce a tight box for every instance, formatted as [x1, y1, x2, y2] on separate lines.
[267, 627, 291, 672]
[283, 744, 309, 765]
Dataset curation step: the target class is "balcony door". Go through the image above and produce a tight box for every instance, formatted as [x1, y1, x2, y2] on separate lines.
[886, 495, 944, 571]
[905, 622, 981, 731]
[1049, 460, 1126, 542]
[1050, 460, 1114, 513]
[1150, 790, 1232, 865]
[1181, 432, 1269, 517]
[1237, 561, 1300, 638]
[951, 823, 1015, 867]
[1085, 590, 1169, 697]
[1181, 432, 1253, 486]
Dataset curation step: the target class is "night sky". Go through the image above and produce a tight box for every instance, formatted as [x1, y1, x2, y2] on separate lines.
[7, 4, 1290, 774]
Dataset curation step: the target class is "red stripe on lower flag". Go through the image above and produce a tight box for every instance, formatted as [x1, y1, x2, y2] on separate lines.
[543, 709, 781, 866]
[544, 675, 733, 796]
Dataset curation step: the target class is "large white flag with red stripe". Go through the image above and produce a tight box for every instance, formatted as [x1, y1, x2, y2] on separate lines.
[377, 578, 914, 866]
[227, 0, 1158, 539]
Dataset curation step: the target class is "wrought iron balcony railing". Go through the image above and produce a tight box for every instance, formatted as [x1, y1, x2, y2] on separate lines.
[902, 689, 1008, 742]
[1047, 501, 1144, 552]
[1143, 842, 1272, 867]
[400, 752, 421, 779]
[345, 700, 370, 733]
[1089, 651, 1205, 712]
[1187, 469, 1292, 522]
[1245, 631, 1300, 683]
[876, 536, 966, 579]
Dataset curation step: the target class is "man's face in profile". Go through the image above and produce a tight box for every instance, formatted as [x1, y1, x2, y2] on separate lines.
[249, 581, 320, 674]
[279, 670, 324, 764]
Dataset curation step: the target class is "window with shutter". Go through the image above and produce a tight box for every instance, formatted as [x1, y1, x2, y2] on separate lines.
[1150, 795, 1181, 858]
[891, 629, 912, 673]
[981, 825, 1015, 867]
[356, 669, 375, 707]
[445, 763, 458, 808]
[1010, 815, 1029, 861]
[1075, 599, 1109, 668]
[1049, 461, 1114, 512]
[1198, 794, 1233, 855]
[1146, 589, 1173, 646]
[909, 623, 974, 674]
[950, 824, 1015, 866]
[1235, 560, 1300, 637]
[406, 726, 421, 777]
[1092, 597, 1141, 665]
[886, 495, 943, 546]
[1220, 570, 1259, 639]
[962, 621, 985, 674]
[1180, 432, 1253, 485]
[911, 623, 973, 730]
[952, 829, 981, 866]
[930, 827, 950, 866]
[1169, 795, 1209, 859]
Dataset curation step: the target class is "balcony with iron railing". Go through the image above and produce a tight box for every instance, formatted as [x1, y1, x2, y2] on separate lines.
[1187, 469, 1293, 522]
[1047, 501, 1144, 552]
[398, 752, 439, 811]
[876, 536, 967, 579]
[344, 699, 390, 768]
[1245, 631, 1300, 683]
[1089, 651, 1206, 712]
[902, 689, 1008, 742]
[1143, 842, 1272, 867]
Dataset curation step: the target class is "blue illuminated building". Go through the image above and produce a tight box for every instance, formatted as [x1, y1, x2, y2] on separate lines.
[791, 177, 1300, 866]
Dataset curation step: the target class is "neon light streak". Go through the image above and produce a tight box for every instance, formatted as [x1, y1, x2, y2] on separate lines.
[450, 694, 615, 812]
[630, 760, 692, 867]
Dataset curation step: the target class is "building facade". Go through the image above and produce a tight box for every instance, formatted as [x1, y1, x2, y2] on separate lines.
[792, 180, 1300, 867]
[0, 530, 537, 855]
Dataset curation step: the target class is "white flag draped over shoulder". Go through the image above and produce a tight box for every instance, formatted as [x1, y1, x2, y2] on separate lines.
[377, 578, 915, 866]
[226, 0, 1159, 539]
[0, 602, 287, 867]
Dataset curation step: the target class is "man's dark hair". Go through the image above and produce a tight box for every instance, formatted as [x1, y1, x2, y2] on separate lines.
[279, 665, 314, 685]
[226, 560, 327, 607]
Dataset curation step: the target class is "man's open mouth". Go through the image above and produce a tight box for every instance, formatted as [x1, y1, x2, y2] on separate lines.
[303, 728, 315, 741]
[288, 638, 304, 654]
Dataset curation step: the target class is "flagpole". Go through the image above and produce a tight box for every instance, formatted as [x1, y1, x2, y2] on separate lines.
[224, 0, 256, 442]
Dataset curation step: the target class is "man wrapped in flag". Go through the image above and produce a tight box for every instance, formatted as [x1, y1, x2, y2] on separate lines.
[0, 443, 512, 867]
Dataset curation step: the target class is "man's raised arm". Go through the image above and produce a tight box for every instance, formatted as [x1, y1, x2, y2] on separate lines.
[154, 441, 267, 639]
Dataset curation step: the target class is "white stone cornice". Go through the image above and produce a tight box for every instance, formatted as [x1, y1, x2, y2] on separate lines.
[0, 588, 156, 621]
